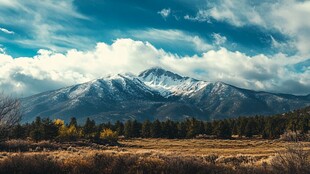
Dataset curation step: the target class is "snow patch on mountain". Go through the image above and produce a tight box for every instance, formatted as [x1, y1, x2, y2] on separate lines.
[139, 67, 210, 97]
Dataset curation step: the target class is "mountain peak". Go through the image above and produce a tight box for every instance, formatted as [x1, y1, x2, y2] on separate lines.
[138, 67, 207, 97]
[139, 67, 184, 81]
[102, 72, 136, 81]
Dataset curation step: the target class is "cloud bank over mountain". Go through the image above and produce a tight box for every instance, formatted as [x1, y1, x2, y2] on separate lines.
[0, 0, 309, 96]
[0, 39, 309, 97]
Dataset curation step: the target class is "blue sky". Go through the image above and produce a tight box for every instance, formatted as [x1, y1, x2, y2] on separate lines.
[0, 0, 309, 96]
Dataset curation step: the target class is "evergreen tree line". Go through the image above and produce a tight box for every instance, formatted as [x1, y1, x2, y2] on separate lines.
[4, 108, 310, 141]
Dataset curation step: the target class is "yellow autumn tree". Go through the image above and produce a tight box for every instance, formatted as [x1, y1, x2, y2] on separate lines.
[54, 119, 64, 126]
[100, 128, 118, 143]
[55, 119, 82, 141]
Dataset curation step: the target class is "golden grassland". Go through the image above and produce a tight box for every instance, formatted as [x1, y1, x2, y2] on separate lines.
[119, 138, 310, 157]
[0, 139, 310, 173]
[1, 139, 310, 163]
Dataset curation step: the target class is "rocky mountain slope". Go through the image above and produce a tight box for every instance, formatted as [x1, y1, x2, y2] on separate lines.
[21, 67, 310, 123]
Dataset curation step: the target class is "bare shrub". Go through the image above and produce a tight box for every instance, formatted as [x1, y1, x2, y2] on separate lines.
[61, 157, 93, 174]
[108, 154, 138, 174]
[0, 93, 22, 141]
[271, 144, 310, 174]
[216, 155, 257, 166]
[0, 154, 61, 174]
[204, 154, 219, 164]
[0, 139, 30, 151]
[195, 134, 217, 139]
[280, 131, 310, 142]
[0, 151, 285, 174]
[0, 139, 60, 152]
[137, 157, 165, 171]
[156, 155, 234, 174]
[90, 153, 138, 173]
[92, 153, 115, 171]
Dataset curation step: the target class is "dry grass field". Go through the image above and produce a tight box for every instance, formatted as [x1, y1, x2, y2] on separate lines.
[119, 138, 310, 157]
[0, 139, 310, 173]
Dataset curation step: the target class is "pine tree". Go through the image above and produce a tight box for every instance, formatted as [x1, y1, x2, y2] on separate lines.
[131, 120, 141, 138]
[214, 120, 232, 139]
[255, 116, 265, 135]
[197, 121, 205, 135]
[161, 119, 178, 139]
[150, 119, 161, 138]
[115, 121, 124, 136]
[41, 118, 58, 140]
[141, 120, 151, 138]
[177, 122, 187, 138]
[264, 116, 285, 139]
[103, 122, 112, 130]
[69, 117, 78, 127]
[30, 117, 43, 142]
[244, 118, 257, 138]
[83, 118, 96, 138]
[237, 117, 248, 137]
[300, 116, 309, 134]
[124, 120, 133, 138]
[204, 122, 213, 135]
[186, 118, 203, 138]
[11, 124, 25, 139]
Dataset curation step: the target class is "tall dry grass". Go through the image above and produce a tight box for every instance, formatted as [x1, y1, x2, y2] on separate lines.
[0, 139, 309, 174]
[0, 152, 268, 174]
[271, 144, 310, 174]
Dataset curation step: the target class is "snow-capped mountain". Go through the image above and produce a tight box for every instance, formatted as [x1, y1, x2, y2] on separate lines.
[139, 67, 210, 97]
[21, 73, 165, 123]
[21, 67, 310, 123]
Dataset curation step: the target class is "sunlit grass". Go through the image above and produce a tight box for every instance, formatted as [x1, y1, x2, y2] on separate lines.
[1, 139, 310, 173]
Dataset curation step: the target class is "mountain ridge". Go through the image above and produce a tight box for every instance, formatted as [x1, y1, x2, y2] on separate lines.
[21, 67, 310, 123]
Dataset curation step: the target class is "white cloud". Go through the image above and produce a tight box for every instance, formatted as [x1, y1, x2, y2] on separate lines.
[270, 35, 296, 53]
[184, 10, 212, 23]
[208, 0, 265, 27]
[185, 0, 310, 55]
[183, 0, 265, 27]
[158, 8, 171, 19]
[0, 47, 5, 54]
[131, 29, 213, 52]
[0, 27, 14, 34]
[0, 0, 90, 51]
[212, 33, 227, 45]
[0, 38, 309, 97]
